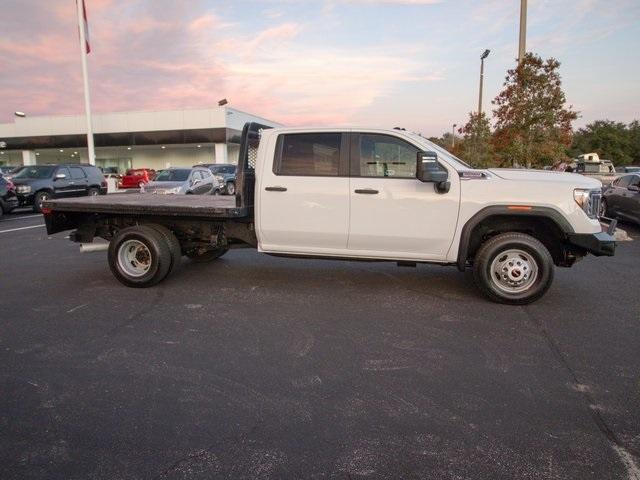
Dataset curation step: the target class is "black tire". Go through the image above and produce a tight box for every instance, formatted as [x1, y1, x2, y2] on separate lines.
[473, 232, 554, 305]
[145, 224, 182, 273]
[108, 225, 172, 288]
[226, 181, 235, 195]
[185, 247, 229, 263]
[33, 191, 51, 213]
[0, 204, 4, 217]
[87, 187, 100, 197]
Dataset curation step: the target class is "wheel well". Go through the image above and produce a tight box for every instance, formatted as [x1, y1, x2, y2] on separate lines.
[462, 215, 569, 267]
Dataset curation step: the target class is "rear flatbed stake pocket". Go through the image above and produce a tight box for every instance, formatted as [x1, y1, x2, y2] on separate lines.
[43, 122, 616, 304]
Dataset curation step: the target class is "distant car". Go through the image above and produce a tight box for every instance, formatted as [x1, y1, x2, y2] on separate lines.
[119, 168, 155, 189]
[616, 166, 640, 174]
[601, 173, 640, 225]
[194, 163, 237, 195]
[0, 176, 18, 216]
[11, 164, 107, 212]
[142, 167, 217, 195]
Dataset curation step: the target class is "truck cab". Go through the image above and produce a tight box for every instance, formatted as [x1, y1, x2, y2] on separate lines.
[42, 123, 616, 305]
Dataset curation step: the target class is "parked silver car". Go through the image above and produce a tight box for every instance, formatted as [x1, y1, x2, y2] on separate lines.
[141, 167, 218, 195]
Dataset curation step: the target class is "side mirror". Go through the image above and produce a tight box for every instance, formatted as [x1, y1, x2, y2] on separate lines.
[416, 151, 450, 193]
[55, 173, 67, 180]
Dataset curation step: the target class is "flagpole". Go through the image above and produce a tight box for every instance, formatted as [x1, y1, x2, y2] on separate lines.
[76, 0, 95, 165]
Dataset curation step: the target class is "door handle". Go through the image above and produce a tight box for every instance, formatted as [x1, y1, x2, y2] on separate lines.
[265, 186, 287, 192]
[354, 188, 379, 194]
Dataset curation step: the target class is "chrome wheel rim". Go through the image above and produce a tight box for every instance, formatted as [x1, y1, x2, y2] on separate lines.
[117, 239, 152, 277]
[38, 193, 50, 209]
[89, 189, 98, 196]
[490, 248, 538, 294]
[227, 183, 235, 195]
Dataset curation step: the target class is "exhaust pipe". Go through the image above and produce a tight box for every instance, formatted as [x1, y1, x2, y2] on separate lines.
[80, 243, 109, 253]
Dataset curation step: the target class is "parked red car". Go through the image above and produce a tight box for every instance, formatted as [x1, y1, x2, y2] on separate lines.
[119, 168, 155, 189]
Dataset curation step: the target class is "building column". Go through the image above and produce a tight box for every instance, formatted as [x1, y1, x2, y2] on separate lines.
[22, 150, 36, 166]
[214, 143, 227, 164]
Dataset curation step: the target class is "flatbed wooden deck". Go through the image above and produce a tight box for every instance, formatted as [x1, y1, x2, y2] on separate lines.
[44, 193, 250, 219]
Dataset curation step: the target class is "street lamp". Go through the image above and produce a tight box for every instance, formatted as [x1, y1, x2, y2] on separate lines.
[14, 111, 26, 118]
[451, 123, 457, 148]
[478, 49, 490, 116]
[218, 98, 228, 106]
[518, 0, 527, 64]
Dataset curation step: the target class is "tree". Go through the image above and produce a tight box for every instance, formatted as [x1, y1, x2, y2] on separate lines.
[492, 53, 578, 168]
[569, 120, 634, 165]
[459, 112, 494, 167]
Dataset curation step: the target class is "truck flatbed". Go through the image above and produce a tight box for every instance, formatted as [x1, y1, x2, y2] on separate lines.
[43, 193, 249, 219]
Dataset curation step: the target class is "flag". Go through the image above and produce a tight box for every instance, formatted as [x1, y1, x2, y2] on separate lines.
[81, 0, 91, 53]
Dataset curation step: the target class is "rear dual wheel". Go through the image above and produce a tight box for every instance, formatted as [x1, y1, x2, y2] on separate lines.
[108, 224, 181, 288]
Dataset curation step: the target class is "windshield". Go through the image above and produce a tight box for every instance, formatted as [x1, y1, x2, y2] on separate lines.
[13, 166, 55, 179]
[211, 165, 235, 174]
[154, 169, 190, 182]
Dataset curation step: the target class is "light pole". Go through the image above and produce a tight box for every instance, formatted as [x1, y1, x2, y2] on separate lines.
[478, 49, 490, 117]
[451, 124, 457, 148]
[518, 0, 527, 63]
[14, 111, 26, 118]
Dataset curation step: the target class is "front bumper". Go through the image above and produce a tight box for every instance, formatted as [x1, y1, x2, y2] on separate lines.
[567, 231, 616, 256]
[1, 196, 19, 212]
[16, 193, 35, 206]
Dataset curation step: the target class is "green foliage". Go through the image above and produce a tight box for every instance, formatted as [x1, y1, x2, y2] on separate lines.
[491, 53, 578, 168]
[569, 120, 639, 166]
[459, 112, 493, 168]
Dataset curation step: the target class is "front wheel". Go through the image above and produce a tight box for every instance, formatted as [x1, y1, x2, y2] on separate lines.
[226, 181, 236, 195]
[33, 191, 51, 213]
[87, 187, 100, 197]
[473, 232, 554, 305]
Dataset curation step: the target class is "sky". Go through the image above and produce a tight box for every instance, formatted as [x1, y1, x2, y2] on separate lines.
[1, 0, 639, 136]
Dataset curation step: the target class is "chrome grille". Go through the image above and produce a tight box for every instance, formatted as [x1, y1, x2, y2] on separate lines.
[590, 191, 602, 218]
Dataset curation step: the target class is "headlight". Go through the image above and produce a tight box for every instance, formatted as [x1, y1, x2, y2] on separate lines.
[16, 185, 31, 193]
[574, 188, 602, 219]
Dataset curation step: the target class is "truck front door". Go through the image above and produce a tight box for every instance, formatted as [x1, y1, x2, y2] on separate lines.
[347, 133, 460, 261]
[258, 132, 350, 254]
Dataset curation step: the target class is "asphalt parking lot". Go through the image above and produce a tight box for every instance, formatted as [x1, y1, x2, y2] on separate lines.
[1, 209, 639, 480]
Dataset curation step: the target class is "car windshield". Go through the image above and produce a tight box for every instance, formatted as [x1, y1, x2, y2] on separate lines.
[211, 165, 235, 174]
[13, 166, 55, 179]
[154, 169, 190, 182]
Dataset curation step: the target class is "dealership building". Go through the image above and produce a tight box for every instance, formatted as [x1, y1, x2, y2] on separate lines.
[0, 107, 280, 172]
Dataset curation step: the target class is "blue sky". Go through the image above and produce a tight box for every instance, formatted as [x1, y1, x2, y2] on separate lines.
[1, 0, 639, 136]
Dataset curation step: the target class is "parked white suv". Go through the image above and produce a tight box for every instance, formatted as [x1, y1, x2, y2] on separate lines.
[44, 123, 616, 304]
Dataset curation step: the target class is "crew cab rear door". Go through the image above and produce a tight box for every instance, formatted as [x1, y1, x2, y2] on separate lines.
[347, 132, 460, 261]
[257, 131, 350, 254]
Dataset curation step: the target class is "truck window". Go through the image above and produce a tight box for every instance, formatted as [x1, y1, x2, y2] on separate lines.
[356, 134, 419, 178]
[276, 133, 341, 176]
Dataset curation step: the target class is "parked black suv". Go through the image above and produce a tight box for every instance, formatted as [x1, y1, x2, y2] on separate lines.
[12, 164, 107, 212]
[0, 176, 18, 216]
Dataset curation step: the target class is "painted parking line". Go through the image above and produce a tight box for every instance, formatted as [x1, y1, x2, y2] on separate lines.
[0, 224, 45, 234]
[0, 214, 42, 222]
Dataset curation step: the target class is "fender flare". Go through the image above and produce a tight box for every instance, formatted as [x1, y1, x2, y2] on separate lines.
[456, 205, 575, 271]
